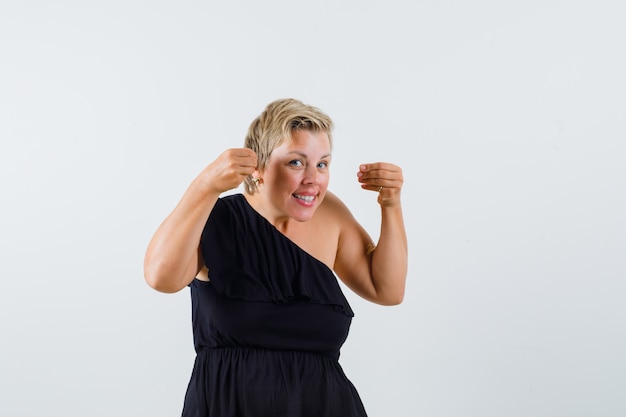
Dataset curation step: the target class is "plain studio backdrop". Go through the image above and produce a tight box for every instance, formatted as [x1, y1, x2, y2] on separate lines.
[1, 1, 625, 416]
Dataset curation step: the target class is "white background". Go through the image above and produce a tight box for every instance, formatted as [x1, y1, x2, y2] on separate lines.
[1, 1, 625, 416]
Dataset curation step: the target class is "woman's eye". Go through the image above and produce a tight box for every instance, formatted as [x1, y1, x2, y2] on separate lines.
[318, 161, 328, 169]
[289, 160, 304, 167]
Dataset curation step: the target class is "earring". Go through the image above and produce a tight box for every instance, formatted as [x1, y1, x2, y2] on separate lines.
[253, 178, 261, 186]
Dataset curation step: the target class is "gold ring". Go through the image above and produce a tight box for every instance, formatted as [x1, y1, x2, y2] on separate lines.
[378, 186, 383, 192]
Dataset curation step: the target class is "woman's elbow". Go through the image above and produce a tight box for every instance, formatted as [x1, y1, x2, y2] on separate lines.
[378, 293, 405, 306]
[369, 286, 405, 306]
[143, 263, 184, 294]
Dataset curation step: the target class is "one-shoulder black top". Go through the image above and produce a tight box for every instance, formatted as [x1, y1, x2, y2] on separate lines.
[182, 194, 367, 417]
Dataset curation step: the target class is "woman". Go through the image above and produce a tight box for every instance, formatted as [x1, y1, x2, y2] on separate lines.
[144, 98, 408, 416]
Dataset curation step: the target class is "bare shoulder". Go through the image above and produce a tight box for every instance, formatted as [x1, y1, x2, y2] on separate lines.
[316, 190, 369, 247]
[318, 190, 354, 222]
[309, 190, 350, 238]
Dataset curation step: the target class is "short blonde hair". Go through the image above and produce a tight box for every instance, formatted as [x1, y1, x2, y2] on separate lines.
[243, 98, 334, 194]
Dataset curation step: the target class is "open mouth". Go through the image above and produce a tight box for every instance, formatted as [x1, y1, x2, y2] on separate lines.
[293, 193, 315, 203]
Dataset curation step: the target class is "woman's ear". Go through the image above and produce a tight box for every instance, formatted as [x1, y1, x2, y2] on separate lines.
[252, 168, 263, 182]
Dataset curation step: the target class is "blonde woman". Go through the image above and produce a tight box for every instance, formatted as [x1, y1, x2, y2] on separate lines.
[144, 98, 408, 416]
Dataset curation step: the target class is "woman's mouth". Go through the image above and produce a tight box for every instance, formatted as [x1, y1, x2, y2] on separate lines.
[293, 193, 315, 203]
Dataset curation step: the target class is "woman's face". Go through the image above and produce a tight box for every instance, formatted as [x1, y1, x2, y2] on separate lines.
[260, 129, 332, 223]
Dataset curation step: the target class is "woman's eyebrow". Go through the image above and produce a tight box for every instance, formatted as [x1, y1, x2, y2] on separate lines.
[286, 151, 332, 159]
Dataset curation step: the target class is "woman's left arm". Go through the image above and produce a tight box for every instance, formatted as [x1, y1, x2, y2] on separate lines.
[333, 162, 408, 305]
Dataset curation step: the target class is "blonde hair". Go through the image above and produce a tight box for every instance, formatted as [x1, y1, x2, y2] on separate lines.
[243, 98, 334, 194]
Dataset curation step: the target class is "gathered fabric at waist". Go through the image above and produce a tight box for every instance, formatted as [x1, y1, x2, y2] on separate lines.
[183, 346, 367, 417]
[197, 345, 339, 360]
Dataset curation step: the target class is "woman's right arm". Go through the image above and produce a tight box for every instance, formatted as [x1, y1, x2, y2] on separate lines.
[143, 148, 257, 293]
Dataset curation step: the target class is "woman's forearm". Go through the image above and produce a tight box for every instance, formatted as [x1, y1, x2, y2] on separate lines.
[371, 204, 408, 305]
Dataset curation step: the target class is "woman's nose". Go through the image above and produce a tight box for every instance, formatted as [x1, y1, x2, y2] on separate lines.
[303, 165, 319, 184]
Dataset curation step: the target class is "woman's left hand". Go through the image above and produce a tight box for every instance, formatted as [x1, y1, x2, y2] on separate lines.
[357, 162, 403, 207]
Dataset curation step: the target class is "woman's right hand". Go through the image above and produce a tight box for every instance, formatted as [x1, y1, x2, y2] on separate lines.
[198, 148, 258, 193]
